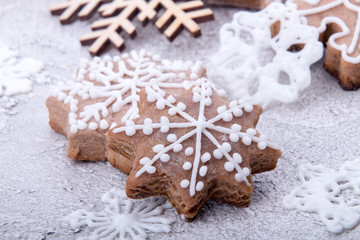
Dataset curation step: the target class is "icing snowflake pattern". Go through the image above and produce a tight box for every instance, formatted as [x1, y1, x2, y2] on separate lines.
[52, 50, 203, 134]
[0, 45, 43, 96]
[210, 2, 323, 108]
[283, 159, 360, 233]
[68, 188, 174, 240]
[288, 0, 360, 64]
[113, 78, 279, 197]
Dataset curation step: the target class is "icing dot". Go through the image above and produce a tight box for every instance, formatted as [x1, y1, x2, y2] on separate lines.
[147, 93, 156, 102]
[153, 144, 164, 153]
[160, 154, 170, 162]
[173, 144, 183, 152]
[201, 152, 211, 163]
[205, 97, 212, 106]
[242, 136, 252, 146]
[222, 112, 233, 122]
[156, 100, 165, 110]
[125, 127, 135, 136]
[177, 102, 186, 111]
[213, 149, 223, 159]
[222, 142, 231, 152]
[258, 142, 267, 150]
[167, 95, 176, 103]
[185, 147, 193, 156]
[113, 56, 120, 62]
[224, 162, 235, 172]
[143, 126, 153, 135]
[233, 153, 242, 163]
[167, 134, 177, 142]
[178, 72, 186, 79]
[205, 88, 212, 97]
[196, 181, 204, 191]
[243, 167, 250, 176]
[230, 133, 239, 142]
[183, 162, 192, 170]
[77, 120, 87, 130]
[193, 93, 201, 102]
[235, 173, 244, 182]
[144, 118, 152, 125]
[140, 157, 150, 165]
[180, 179, 189, 188]
[64, 96, 71, 104]
[100, 119, 109, 129]
[199, 166, 208, 177]
[244, 105, 253, 112]
[89, 122, 98, 130]
[246, 128, 257, 136]
[233, 108, 243, 117]
[146, 166, 156, 174]
[168, 108, 177, 116]
[193, 86, 201, 93]
[70, 125, 78, 134]
[58, 92, 66, 101]
[229, 101, 237, 108]
[160, 126, 169, 133]
[231, 124, 242, 132]
[217, 106, 226, 114]
[70, 104, 78, 112]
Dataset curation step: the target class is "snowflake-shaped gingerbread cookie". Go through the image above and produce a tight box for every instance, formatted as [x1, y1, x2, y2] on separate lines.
[209, 2, 323, 108]
[46, 50, 205, 167]
[288, 0, 360, 89]
[108, 78, 281, 219]
[283, 159, 360, 233]
[68, 188, 174, 240]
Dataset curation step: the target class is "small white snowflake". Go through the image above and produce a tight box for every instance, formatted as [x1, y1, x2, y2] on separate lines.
[0, 45, 43, 97]
[113, 78, 279, 197]
[67, 188, 174, 240]
[52, 49, 203, 134]
[283, 159, 360, 233]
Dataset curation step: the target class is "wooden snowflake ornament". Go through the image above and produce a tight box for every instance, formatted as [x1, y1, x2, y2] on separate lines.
[108, 78, 281, 220]
[50, 0, 111, 24]
[81, 0, 214, 55]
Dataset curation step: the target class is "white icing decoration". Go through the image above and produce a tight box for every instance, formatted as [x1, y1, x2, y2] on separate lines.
[0, 45, 43, 97]
[288, 0, 360, 64]
[210, 2, 323, 108]
[180, 179, 190, 188]
[53, 50, 205, 134]
[67, 188, 174, 240]
[283, 159, 360, 233]
[114, 78, 279, 197]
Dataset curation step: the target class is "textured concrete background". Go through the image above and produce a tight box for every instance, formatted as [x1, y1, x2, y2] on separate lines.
[0, 0, 360, 239]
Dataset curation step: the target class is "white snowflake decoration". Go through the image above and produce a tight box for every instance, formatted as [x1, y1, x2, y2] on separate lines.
[52, 49, 204, 134]
[113, 78, 279, 197]
[68, 188, 174, 240]
[0, 45, 43, 97]
[283, 159, 360, 233]
[209, 2, 323, 108]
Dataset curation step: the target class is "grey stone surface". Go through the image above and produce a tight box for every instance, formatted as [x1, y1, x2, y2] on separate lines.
[0, 0, 359, 239]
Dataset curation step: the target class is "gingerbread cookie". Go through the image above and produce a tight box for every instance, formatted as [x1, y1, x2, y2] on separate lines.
[288, 0, 360, 90]
[108, 78, 281, 219]
[203, 0, 278, 9]
[46, 50, 205, 171]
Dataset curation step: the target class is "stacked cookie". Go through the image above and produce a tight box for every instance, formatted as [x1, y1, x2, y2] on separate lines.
[46, 50, 281, 220]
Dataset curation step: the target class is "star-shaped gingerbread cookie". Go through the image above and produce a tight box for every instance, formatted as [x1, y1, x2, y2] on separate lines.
[46, 50, 205, 173]
[108, 78, 281, 219]
[288, 0, 360, 89]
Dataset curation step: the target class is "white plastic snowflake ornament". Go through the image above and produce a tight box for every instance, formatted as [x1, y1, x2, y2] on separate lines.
[283, 159, 360, 233]
[68, 188, 174, 240]
[0, 45, 43, 96]
[209, 2, 323, 108]
[109, 78, 281, 219]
